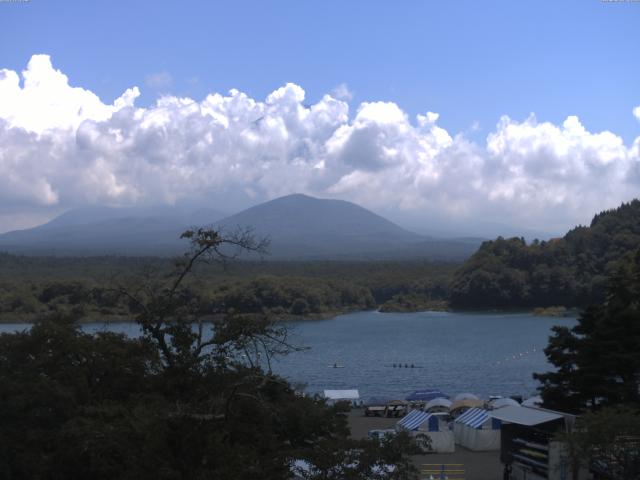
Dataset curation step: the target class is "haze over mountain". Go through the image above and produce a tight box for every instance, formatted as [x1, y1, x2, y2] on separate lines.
[0, 194, 481, 260]
[0, 205, 226, 256]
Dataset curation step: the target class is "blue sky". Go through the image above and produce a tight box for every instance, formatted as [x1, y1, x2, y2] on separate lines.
[0, 0, 639, 235]
[3, 0, 638, 141]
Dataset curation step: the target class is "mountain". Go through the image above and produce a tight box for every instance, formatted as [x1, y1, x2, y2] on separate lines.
[0, 205, 226, 256]
[0, 194, 482, 259]
[214, 194, 481, 260]
[449, 199, 640, 308]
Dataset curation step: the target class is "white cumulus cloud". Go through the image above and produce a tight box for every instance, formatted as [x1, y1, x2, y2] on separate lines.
[0, 54, 639, 234]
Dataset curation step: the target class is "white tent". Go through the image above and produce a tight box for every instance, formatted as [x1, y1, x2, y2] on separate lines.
[453, 392, 479, 401]
[425, 397, 452, 412]
[396, 410, 455, 453]
[323, 389, 359, 405]
[521, 395, 543, 407]
[453, 408, 501, 451]
[489, 397, 521, 409]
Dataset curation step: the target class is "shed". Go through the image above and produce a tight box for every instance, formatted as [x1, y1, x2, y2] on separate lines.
[489, 406, 576, 480]
[453, 408, 501, 451]
[396, 410, 454, 453]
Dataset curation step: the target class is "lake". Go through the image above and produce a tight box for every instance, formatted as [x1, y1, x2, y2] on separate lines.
[0, 310, 576, 401]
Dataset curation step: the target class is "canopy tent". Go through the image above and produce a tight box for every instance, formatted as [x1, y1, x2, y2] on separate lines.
[453, 408, 501, 451]
[489, 397, 521, 409]
[365, 397, 407, 417]
[405, 389, 449, 402]
[396, 410, 454, 453]
[521, 395, 543, 407]
[425, 397, 452, 412]
[453, 392, 479, 401]
[323, 389, 359, 405]
[451, 398, 485, 414]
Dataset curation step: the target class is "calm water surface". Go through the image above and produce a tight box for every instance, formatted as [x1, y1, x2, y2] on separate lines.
[0, 310, 575, 400]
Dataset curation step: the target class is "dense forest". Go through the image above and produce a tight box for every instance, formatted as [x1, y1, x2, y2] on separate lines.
[0, 254, 456, 322]
[2, 199, 639, 320]
[450, 200, 640, 309]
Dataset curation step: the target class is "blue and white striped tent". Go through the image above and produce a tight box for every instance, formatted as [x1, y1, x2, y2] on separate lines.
[396, 410, 455, 453]
[455, 408, 501, 429]
[453, 408, 501, 451]
[396, 410, 439, 432]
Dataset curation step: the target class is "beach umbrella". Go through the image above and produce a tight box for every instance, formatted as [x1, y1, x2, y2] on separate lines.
[453, 392, 480, 401]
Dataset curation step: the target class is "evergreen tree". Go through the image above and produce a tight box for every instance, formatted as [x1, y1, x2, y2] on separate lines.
[534, 250, 640, 413]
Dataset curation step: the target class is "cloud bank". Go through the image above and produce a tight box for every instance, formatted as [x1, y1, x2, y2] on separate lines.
[0, 54, 639, 234]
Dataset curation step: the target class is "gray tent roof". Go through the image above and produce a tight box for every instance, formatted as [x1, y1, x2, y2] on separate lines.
[488, 406, 562, 426]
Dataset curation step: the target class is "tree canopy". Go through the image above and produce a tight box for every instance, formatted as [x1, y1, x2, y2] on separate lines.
[450, 200, 640, 308]
[0, 228, 418, 479]
[534, 249, 640, 413]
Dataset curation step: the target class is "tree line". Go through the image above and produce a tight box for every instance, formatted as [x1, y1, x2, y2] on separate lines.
[450, 200, 640, 309]
[0, 256, 456, 322]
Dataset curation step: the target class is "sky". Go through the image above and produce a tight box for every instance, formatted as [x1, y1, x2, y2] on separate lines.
[0, 0, 639, 237]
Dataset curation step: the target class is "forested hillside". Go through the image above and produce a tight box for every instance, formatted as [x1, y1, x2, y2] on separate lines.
[449, 200, 640, 308]
[0, 255, 456, 321]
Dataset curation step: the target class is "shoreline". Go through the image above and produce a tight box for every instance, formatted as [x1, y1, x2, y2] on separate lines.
[0, 305, 579, 325]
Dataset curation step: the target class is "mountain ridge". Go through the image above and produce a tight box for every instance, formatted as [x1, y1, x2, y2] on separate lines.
[0, 194, 481, 260]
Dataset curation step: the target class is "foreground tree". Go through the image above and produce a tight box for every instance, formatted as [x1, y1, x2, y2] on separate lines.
[557, 406, 640, 480]
[534, 250, 640, 413]
[0, 228, 418, 479]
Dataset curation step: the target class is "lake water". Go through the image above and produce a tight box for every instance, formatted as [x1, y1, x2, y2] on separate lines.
[0, 310, 576, 401]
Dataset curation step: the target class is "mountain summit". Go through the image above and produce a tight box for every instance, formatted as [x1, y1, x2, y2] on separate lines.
[215, 194, 422, 258]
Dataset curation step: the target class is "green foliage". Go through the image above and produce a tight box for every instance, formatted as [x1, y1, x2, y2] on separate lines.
[212, 275, 375, 317]
[450, 200, 640, 308]
[0, 255, 457, 322]
[556, 406, 640, 480]
[534, 250, 640, 413]
[0, 229, 418, 479]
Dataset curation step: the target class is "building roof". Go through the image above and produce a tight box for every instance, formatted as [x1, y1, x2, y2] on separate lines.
[455, 408, 489, 428]
[323, 389, 359, 400]
[488, 405, 562, 426]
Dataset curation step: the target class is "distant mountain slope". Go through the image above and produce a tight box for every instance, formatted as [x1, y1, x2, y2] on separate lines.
[0, 194, 481, 259]
[0, 206, 226, 256]
[215, 194, 422, 258]
[450, 199, 640, 308]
